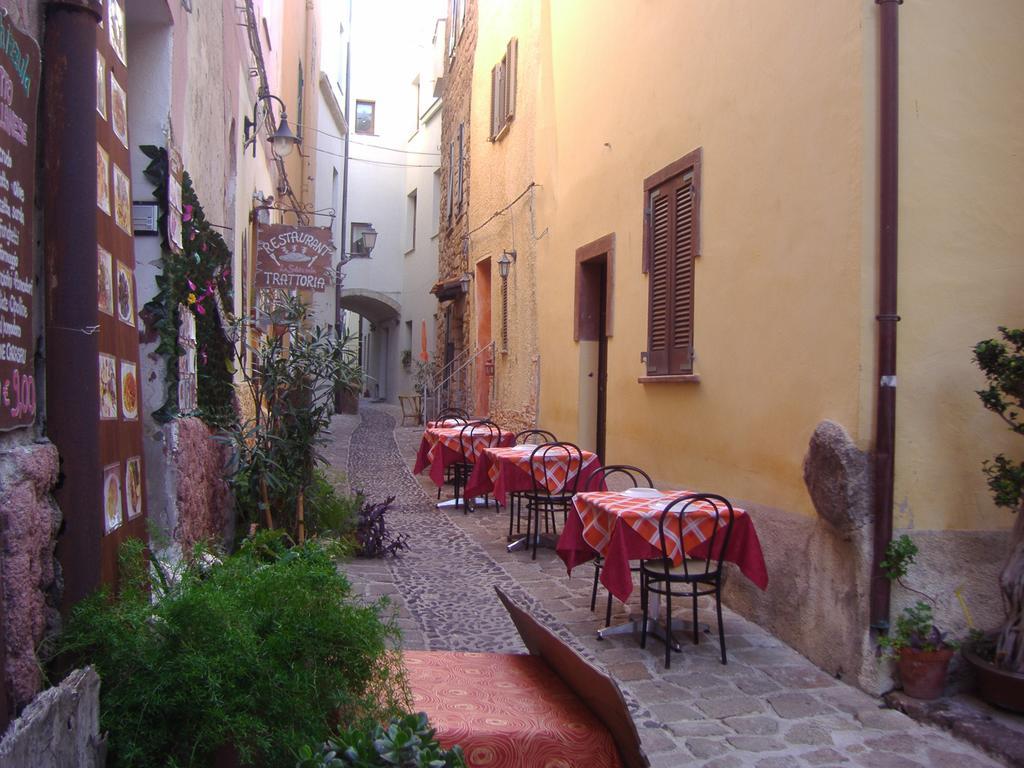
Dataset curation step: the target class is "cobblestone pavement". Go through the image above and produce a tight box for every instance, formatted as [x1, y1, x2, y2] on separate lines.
[328, 405, 1008, 768]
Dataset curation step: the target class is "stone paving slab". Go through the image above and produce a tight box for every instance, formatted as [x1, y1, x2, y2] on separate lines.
[331, 405, 1009, 767]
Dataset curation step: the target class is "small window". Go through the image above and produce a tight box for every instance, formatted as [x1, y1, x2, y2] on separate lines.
[432, 169, 441, 234]
[406, 190, 417, 253]
[643, 148, 702, 378]
[457, 123, 464, 209]
[351, 222, 374, 258]
[446, 141, 454, 223]
[490, 38, 517, 140]
[354, 100, 375, 135]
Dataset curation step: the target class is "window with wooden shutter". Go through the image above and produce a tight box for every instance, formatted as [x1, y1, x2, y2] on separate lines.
[447, 141, 454, 223]
[643, 148, 702, 378]
[490, 38, 517, 140]
[457, 123, 464, 209]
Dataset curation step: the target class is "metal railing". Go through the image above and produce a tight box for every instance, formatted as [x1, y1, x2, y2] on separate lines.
[423, 341, 496, 422]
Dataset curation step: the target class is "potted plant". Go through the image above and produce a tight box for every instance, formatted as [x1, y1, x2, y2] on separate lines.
[401, 349, 413, 371]
[879, 601, 958, 700]
[963, 327, 1024, 711]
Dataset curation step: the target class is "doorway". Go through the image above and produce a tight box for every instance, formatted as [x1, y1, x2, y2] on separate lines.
[575, 234, 615, 462]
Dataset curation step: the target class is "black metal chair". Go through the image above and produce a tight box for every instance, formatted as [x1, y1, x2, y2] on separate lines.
[508, 430, 558, 538]
[524, 442, 583, 560]
[436, 407, 470, 424]
[639, 493, 735, 668]
[456, 420, 504, 514]
[434, 414, 470, 500]
[586, 465, 653, 627]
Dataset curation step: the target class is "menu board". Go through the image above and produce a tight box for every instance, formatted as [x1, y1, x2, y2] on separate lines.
[0, 17, 40, 431]
[94, 0, 146, 541]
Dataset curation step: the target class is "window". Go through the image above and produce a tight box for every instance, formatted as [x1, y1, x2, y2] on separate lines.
[412, 76, 421, 133]
[490, 38, 517, 140]
[642, 148, 702, 378]
[447, 0, 464, 57]
[405, 190, 417, 253]
[432, 169, 441, 234]
[296, 60, 305, 139]
[457, 123, 464, 209]
[446, 141, 454, 223]
[354, 100, 375, 135]
[351, 222, 374, 258]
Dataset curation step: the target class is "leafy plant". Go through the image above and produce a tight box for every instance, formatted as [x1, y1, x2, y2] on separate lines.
[306, 471, 362, 553]
[881, 534, 919, 582]
[56, 535, 408, 768]
[138, 147, 236, 428]
[973, 327, 1024, 672]
[401, 349, 413, 370]
[878, 601, 958, 659]
[222, 294, 362, 542]
[354, 495, 408, 558]
[413, 358, 440, 398]
[296, 712, 465, 768]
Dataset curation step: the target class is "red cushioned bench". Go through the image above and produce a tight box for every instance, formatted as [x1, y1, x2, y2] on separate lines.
[404, 587, 649, 768]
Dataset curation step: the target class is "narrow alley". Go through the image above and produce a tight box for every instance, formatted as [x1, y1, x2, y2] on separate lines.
[329, 404, 1006, 768]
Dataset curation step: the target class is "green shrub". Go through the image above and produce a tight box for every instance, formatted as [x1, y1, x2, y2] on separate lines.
[58, 534, 408, 768]
[306, 471, 362, 547]
[296, 712, 465, 768]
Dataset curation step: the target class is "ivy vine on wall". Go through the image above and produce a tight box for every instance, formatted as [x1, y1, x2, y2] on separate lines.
[139, 145, 237, 428]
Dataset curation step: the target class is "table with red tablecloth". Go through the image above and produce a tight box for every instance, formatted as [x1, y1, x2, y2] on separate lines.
[412, 426, 515, 487]
[405, 650, 623, 768]
[556, 491, 769, 602]
[463, 445, 605, 505]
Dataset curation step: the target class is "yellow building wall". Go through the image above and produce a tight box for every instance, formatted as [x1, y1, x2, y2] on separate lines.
[893, 1, 1024, 534]
[537, 0, 870, 518]
[469, 0, 543, 429]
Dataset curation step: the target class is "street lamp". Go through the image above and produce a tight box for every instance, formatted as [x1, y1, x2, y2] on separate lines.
[243, 93, 300, 158]
[498, 249, 516, 279]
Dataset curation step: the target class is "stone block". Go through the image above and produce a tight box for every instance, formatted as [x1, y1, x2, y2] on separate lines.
[726, 735, 786, 753]
[723, 716, 779, 735]
[0, 668, 103, 768]
[786, 722, 835, 745]
[803, 420, 871, 536]
[686, 737, 729, 759]
[696, 695, 764, 719]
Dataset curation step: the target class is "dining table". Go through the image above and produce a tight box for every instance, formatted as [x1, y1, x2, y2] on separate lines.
[556, 489, 769, 641]
[412, 424, 515, 508]
[463, 444, 605, 507]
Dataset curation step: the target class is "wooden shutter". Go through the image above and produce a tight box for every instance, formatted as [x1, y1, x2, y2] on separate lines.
[646, 189, 670, 375]
[447, 141, 454, 221]
[457, 123, 464, 207]
[645, 155, 699, 376]
[505, 38, 517, 122]
[490, 64, 499, 138]
[669, 177, 695, 373]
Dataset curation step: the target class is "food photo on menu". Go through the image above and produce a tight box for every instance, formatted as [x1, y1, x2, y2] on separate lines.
[98, 353, 118, 419]
[96, 52, 106, 119]
[103, 463, 123, 534]
[125, 456, 142, 520]
[97, 247, 113, 315]
[113, 164, 132, 234]
[120, 360, 138, 421]
[110, 74, 128, 148]
[96, 143, 110, 214]
[116, 261, 134, 325]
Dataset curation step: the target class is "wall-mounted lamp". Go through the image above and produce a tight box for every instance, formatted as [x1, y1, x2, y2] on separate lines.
[498, 249, 517, 279]
[243, 93, 300, 158]
[346, 225, 378, 259]
[459, 272, 472, 293]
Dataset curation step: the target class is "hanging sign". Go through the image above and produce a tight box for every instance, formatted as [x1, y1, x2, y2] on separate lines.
[255, 224, 335, 293]
[0, 16, 40, 430]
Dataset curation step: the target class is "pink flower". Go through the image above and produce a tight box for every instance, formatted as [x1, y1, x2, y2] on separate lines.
[196, 303, 206, 315]
[187, 279, 197, 291]
[182, 205, 193, 223]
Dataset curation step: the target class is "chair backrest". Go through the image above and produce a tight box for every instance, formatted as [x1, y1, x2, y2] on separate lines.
[515, 428, 557, 446]
[528, 441, 584, 496]
[494, 587, 650, 768]
[656, 493, 735, 578]
[459, 419, 504, 462]
[437, 407, 470, 421]
[586, 464, 653, 492]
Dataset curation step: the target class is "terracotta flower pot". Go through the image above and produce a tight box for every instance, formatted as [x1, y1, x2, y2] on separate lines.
[963, 644, 1024, 713]
[898, 647, 954, 700]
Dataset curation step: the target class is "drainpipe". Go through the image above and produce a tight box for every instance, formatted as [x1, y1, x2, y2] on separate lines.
[334, 1, 353, 411]
[870, 0, 902, 632]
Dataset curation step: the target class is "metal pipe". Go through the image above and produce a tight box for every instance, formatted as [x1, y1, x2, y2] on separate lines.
[43, 0, 103, 612]
[870, 0, 902, 631]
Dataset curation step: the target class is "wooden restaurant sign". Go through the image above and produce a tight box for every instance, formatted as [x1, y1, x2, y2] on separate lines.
[0, 16, 39, 430]
[255, 224, 335, 293]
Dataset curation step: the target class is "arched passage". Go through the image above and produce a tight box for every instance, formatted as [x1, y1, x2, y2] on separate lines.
[338, 288, 402, 401]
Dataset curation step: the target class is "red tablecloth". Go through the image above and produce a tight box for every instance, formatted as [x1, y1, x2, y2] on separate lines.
[405, 650, 623, 768]
[556, 491, 769, 602]
[412, 426, 515, 486]
[464, 446, 605, 505]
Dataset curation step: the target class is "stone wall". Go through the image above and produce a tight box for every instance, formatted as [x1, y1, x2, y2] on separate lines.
[0, 442, 61, 714]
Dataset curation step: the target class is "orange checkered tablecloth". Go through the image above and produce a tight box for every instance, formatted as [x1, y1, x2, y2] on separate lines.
[557, 491, 769, 601]
[412, 426, 515, 486]
[463, 446, 604, 505]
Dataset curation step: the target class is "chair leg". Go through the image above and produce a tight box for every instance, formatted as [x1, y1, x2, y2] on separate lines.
[508, 494, 515, 538]
[664, 590, 673, 669]
[716, 584, 728, 665]
[640, 575, 649, 649]
[605, 590, 613, 628]
[531, 502, 540, 561]
[590, 561, 600, 612]
[692, 588, 699, 645]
